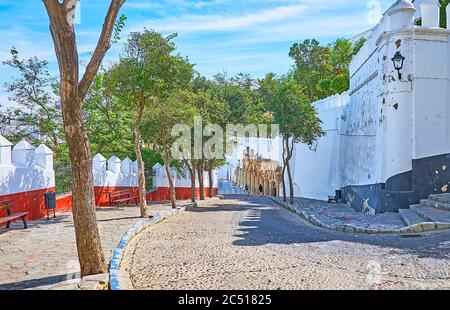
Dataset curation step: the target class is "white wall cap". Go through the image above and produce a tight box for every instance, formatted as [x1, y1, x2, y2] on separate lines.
[93, 153, 107, 161]
[388, 0, 416, 16]
[153, 163, 162, 169]
[0, 135, 13, 147]
[35, 144, 54, 155]
[13, 140, 35, 150]
[122, 157, 133, 164]
[108, 155, 121, 163]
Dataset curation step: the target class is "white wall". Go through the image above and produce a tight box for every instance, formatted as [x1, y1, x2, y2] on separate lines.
[412, 29, 450, 159]
[152, 163, 219, 189]
[290, 93, 349, 200]
[0, 136, 55, 196]
[92, 154, 139, 188]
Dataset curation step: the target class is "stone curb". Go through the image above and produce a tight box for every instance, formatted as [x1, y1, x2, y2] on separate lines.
[266, 196, 450, 235]
[109, 201, 207, 290]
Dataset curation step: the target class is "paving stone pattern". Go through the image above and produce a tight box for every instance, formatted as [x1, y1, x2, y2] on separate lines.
[122, 196, 450, 290]
[0, 201, 193, 290]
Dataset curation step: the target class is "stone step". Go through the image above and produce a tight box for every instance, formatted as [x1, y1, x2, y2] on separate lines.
[410, 205, 450, 223]
[399, 209, 427, 226]
[429, 193, 450, 204]
[421, 199, 450, 211]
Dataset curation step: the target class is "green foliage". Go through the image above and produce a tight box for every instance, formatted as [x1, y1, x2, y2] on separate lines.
[141, 92, 197, 159]
[206, 72, 269, 126]
[54, 144, 72, 195]
[1, 48, 63, 147]
[106, 29, 195, 192]
[289, 38, 364, 102]
[112, 14, 127, 45]
[441, 0, 450, 28]
[141, 148, 163, 189]
[262, 76, 324, 145]
[83, 74, 134, 159]
[289, 39, 329, 102]
[106, 29, 194, 108]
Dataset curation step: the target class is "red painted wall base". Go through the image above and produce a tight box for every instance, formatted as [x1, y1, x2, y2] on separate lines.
[0, 186, 219, 223]
[94, 186, 140, 207]
[0, 188, 73, 222]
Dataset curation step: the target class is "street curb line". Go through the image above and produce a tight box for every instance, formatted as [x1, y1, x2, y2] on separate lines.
[109, 201, 207, 290]
[266, 196, 450, 235]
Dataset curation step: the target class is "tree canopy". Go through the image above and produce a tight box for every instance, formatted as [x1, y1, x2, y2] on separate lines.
[289, 38, 365, 102]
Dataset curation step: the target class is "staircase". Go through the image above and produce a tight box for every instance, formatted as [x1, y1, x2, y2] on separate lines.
[399, 194, 450, 231]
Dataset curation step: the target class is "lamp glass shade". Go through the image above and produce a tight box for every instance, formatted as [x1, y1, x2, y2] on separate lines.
[391, 51, 405, 70]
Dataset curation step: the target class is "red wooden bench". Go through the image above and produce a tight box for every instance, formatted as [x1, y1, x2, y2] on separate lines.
[0, 200, 28, 229]
[109, 190, 139, 207]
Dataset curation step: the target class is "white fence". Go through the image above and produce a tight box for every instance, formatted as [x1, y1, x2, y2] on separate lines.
[92, 153, 139, 188]
[152, 163, 218, 189]
[0, 135, 55, 196]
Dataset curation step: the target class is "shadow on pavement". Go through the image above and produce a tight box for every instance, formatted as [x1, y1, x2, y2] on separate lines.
[187, 195, 450, 260]
[0, 274, 80, 290]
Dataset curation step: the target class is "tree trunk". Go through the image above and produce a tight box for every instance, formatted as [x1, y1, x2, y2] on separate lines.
[134, 101, 148, 218]
[186, 160, 196, 203]
[164, 148, 177, 209]
[281, 137, 287, 203]
[208, 163, 214, 198]
[42, 0, 125, 277]
[284, 137, 295, 205]
[65, 95, 107, 276]
[197, 160, 205, 200]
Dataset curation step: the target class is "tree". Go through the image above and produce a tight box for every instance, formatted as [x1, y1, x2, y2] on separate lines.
[441, 0, 450, 28]
[174, 90, 199, 203]
[289, 38, 364, 102]
[106, 30, 193, 216]
[1, 48, 62, 147]
[141, 94, 196, 208]
[209, 73, 263, 125]
[261, 75, 324, 205]
[289, 39, 329, 102]
[84, 74, 134, 159]
[42, 0, 126, 276]
[190, 75, 232, 200]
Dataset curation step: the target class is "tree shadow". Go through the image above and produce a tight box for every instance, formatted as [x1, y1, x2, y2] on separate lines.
[0, 274, 80, 290]
[188, 195, 450, 260]
[0, 213, 73, 236]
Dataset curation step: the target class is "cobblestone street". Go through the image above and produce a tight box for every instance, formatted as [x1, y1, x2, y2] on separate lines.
[123, 196, 450, 290]
[0, 201, 192, 290]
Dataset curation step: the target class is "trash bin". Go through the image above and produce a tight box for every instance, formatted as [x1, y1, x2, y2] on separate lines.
[45, 191, 57, 220]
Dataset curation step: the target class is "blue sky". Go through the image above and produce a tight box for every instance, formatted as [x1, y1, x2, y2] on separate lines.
[0, 0, 393, 107]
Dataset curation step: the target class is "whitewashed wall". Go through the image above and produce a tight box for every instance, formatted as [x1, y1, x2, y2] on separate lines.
[0, 136, 55, 196]
[290, 93, 349, 200]
[152, 163, 218, 189]
[92, 153, 139, 187]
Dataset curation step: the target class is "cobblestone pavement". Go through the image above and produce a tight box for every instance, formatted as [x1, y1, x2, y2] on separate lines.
[123, 195, 450, 290]
[0, 201, 192, 290]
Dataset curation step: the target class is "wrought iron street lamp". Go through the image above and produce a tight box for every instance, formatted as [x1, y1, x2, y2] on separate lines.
[391, 51, 405, 80]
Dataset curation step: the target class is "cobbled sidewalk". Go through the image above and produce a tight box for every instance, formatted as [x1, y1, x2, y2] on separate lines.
[269, 196, 449, 234]
[0, 201, 193, 290]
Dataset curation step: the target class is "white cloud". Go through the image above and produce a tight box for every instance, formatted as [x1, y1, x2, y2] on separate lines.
[131, 4, 308, 33]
